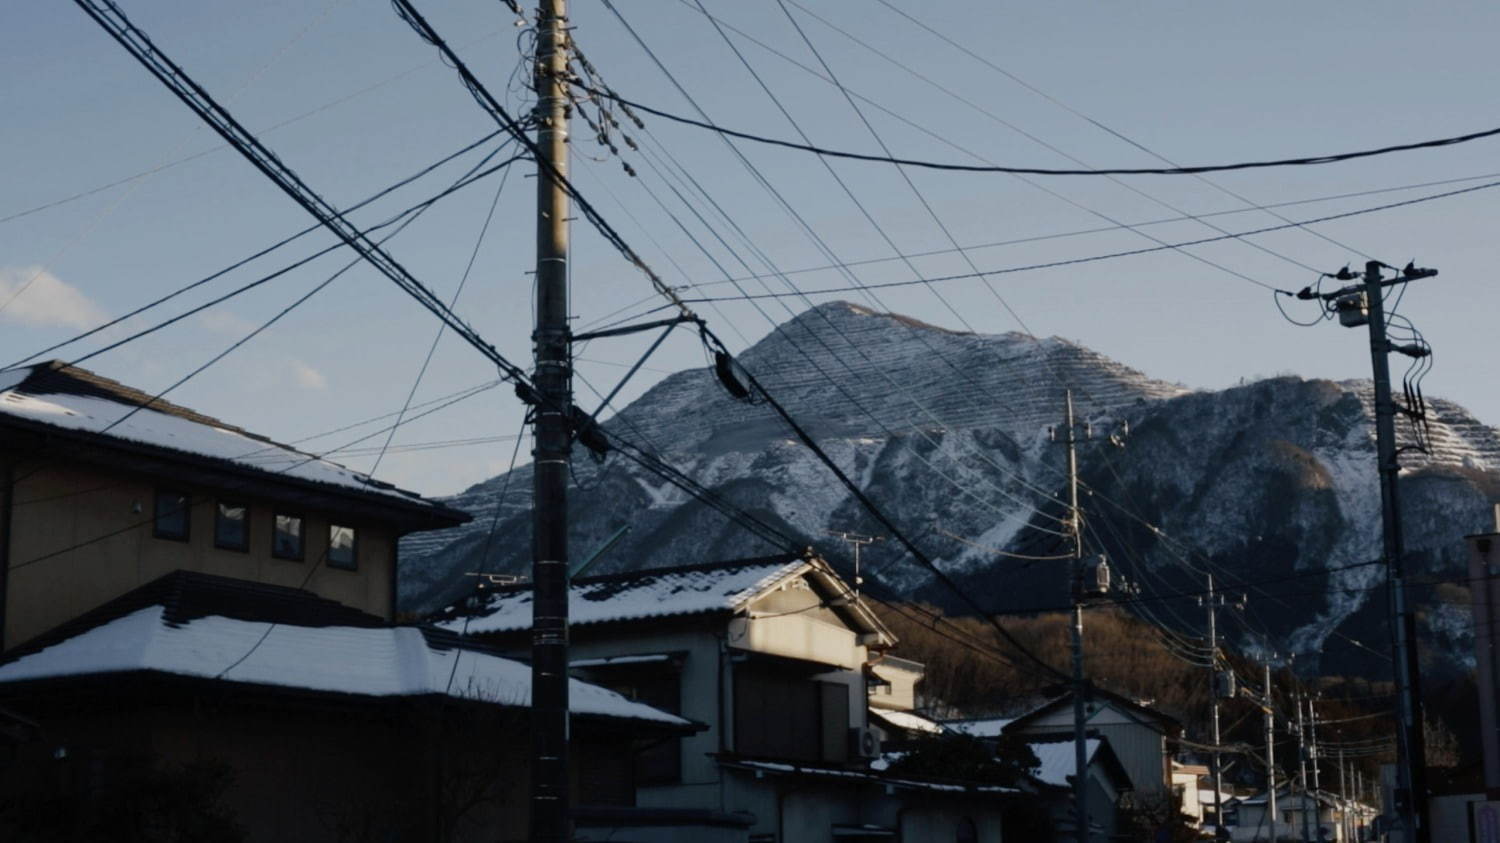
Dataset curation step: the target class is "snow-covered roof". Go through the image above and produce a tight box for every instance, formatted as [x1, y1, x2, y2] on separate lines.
[0, 362, 462, 518]
[943, 717, 1015, 738]
[0, 605, 686, 726]
[440, 555, 811, 634]
[871, 709, 945, 735]
[1028, 738, 1103, 787]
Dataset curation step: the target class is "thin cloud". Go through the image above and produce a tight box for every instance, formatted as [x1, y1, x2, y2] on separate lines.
[290, 359, 327, 390]
[0, 266, 108, 330]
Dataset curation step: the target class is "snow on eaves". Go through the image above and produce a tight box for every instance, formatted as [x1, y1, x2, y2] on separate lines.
[0, 378, 435, 507]
[442, 557, 809, 635]
[0, 606, 687, 726]
[942, 717, 1014, 738]
[871, 709, 945, 735]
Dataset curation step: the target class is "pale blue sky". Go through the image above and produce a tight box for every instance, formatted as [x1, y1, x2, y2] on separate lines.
[4, 0, 1498, 497]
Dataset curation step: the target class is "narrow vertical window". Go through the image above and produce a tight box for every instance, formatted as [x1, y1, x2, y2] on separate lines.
[272, 513, 303, 561]
[327, 524, 357, 570]
[214, 501, 248, 551]
[153, 490, 190, 541]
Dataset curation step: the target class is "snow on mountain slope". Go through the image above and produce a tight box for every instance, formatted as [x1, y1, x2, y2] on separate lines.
[400, 302, 1499, 677]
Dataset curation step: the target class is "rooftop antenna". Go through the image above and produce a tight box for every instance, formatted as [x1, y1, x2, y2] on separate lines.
[824, 529, 883, 600]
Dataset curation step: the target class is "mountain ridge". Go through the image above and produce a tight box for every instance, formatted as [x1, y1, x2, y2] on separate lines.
[400, 301, 1499, 678]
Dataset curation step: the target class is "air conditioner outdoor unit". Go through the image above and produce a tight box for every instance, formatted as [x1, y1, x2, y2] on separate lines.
[849, 726, 881, 759]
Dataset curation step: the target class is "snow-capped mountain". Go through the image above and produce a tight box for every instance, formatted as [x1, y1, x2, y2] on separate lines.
[401, 302, 1500, 677]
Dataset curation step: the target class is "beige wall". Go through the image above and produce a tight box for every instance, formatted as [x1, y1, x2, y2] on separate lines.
[3, 461, 397, 648]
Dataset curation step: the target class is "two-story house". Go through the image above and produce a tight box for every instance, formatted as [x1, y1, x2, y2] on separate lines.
[0, 362, 693, 842]
[441, 552, 1026, 842]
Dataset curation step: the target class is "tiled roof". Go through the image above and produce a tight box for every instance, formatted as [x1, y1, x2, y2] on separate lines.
[0, 362, 466, 520]
[437, 555, 810, 634]
[0, 571, 687, 726]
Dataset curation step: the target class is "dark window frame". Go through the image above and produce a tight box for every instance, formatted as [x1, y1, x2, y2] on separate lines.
[271, 512, 305, 561]
[327, 523, 358, 571]
[213, 500, 250, 552]
[152, 489, 191, 542]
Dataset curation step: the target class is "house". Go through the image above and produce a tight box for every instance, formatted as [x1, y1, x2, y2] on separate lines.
[440, 553, 1029, 842]
[0, 362, 695, 842]
[1002, 686, 1184, 797]
[0, 361, 471, 649]
[1225, 786, 1352, 842]
[1171, 759, 1235, 830]
[0, 571, 694, 841]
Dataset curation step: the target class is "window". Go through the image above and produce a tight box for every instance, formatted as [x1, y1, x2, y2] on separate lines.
[607, 673, 682, 784]
[734, 668, 820, 761]
[272, 513, 304, 561]
[153, 490, 190, 541]
[327, 524, 357, 570]
[214, 501, 249, 551]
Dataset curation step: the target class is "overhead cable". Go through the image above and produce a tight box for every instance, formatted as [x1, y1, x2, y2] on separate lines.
[572, 82, 1500, 177]
[669, 177, 1500, 306]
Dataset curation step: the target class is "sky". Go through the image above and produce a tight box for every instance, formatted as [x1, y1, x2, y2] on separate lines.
[4, 0, 1499, 499]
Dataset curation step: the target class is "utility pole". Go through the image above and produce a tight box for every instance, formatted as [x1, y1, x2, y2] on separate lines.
[1339, 748, 1349, 843]
[1204, 573, 1227, 838]
[530, 0, 572, 839]
[825, 529, 882, 600]
[1259, 662, 1278, 843]
[1297, 694, 1311, 842]
[1046, 390, 1126, 843]
[1314, 696, 1326, 798]
[1053, 389, 1090, 843]
[1296, 260, 1435, 842]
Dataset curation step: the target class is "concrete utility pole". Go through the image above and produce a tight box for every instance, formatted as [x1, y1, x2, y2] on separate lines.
[1297, 260, 1435, 841]
[1297, 694, 1311, 842]
[1204, 573, 1227, 837]
[1264, 663, 1279, 843]
[530, 0, 572, 839]
[1361, 260, 1432, 843]
[1053, 389, 1090, 843]
[1339, 748, 1349, 843]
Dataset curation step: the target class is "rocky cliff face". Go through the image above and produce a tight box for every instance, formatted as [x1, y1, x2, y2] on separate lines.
[400, 302, 1500, 677]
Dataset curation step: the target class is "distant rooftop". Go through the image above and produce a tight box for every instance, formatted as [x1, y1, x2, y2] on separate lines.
[0, 361, 467, 525]
[437, 555, 811, 635]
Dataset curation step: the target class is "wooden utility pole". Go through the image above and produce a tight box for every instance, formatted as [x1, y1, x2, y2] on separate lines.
[530, 0, 572, 839]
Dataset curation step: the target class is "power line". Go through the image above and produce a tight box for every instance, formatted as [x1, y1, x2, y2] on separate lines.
[677, 169, 1500, 295]
[2, 130, 509, 371]
[597, 0, 1074, 526]
[572, 81, 1500, 176]
[867, 0, 1373, 261]
[63, 150, 527, 375]
[667, 177, 1500, 306]
[73, 0, 535, 387]
[370, 150, 516, 476]
[0, 28, 507, 228]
